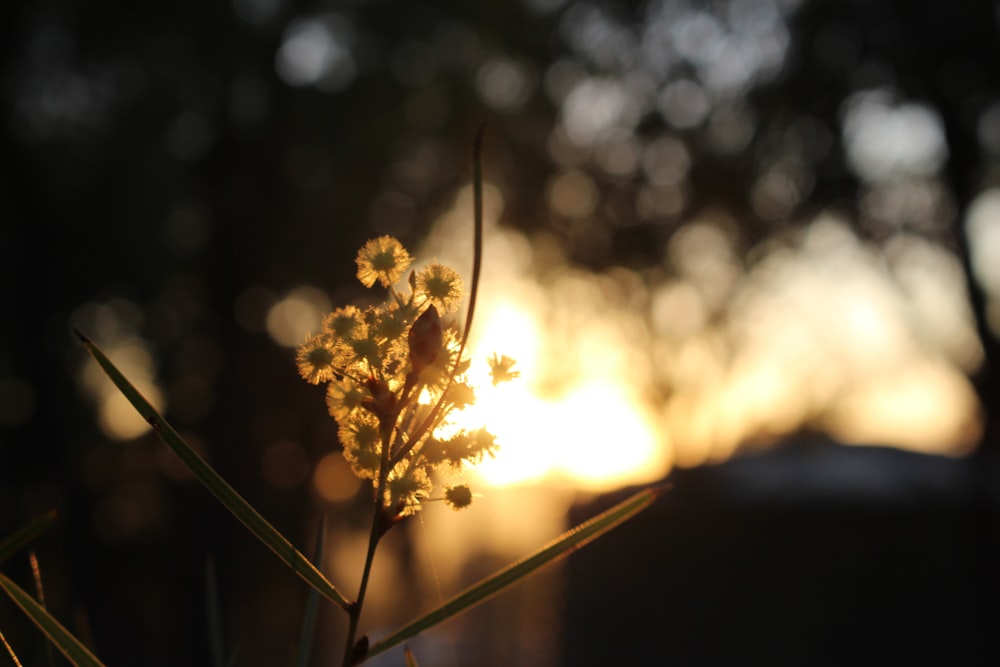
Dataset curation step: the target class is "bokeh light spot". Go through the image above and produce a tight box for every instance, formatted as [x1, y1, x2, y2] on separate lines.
[266, 286, 330, 348]
[842, 89, 948, 182]
[546, 169, 598, 218]
[475, 56, 536, 111]
[313, 452, 361, 503]
[965, 188, 1000, 338]
[275, 15, 356, 91]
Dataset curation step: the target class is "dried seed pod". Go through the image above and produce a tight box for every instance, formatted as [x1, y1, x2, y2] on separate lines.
[408, 305, 442, 375]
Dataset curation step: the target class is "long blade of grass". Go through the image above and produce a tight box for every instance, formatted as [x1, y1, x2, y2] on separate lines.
[0, 627, 25, 667]
[0, 573, 105, 667]
[205, 557, 225, 667]
[294, 517, 325, 667]
[29, 553, 56, 667]
[74, 330, 352, 612]
[366, 485, 665, 660]
[0, 511, 56, 567]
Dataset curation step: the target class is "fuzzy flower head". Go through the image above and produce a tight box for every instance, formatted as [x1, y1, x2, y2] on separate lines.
[444, 484, 473, 510]
[356, 236, 413, 288]
[297, 236, 517, 518]
[415, 264, 464, 313]
[323, 305, 364, 338]
[296, 333, 338, 384]
[326, 378, 367, 421]
[488, 353, 520, 386]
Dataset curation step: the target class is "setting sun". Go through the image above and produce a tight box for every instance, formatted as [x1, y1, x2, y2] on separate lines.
[453, 297, 670, 491]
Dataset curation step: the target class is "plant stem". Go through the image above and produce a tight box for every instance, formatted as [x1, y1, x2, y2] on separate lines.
[342, 432, 393, 667]
[341, 503, 382, 667]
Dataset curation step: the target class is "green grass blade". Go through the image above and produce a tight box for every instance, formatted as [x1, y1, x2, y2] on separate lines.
[0, 573, 105, 667]
[294, 518, 325, 667]
[205, 557, 225, 667]
[366, 486, 665, 660]
[0, 626, 25, 667]
[75, 330, 352, 612]
[28, 553, 57, 667]
[0, 511, 57, 567]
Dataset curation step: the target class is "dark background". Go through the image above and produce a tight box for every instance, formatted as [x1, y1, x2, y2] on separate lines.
[3, 0, 1000, 664]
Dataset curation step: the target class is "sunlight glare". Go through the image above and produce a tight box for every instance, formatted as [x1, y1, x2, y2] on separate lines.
[825, 360, 981, 454]
[465, 378, 665, 491]
[424, 213, 669, 491]
[421, 183, 983, 497]
[454, 297, 667, 491]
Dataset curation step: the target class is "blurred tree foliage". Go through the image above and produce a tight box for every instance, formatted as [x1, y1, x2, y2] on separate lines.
[2, 0, 999, 663]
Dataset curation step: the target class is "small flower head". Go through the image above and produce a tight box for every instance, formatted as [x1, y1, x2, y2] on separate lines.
[356, 236, 413, 288]
[415, 264, 464, 313]
[488, 353, 520, 386]
[296, 333, 338, 384]
[323, 305, 364, 338]
[349, 335, 383, 371]
[444, 484, 473, 510]
[339, 412, 382, 479]
[388, 465, 432, 515]
[326, 378, 367, 421]
[372, 302, 412, 341]
[423, 427, 498, 468]
[444, 382, 476, 409]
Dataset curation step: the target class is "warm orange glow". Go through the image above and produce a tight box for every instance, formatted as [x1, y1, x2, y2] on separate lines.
[417, 200, 982, 495]
[824, 360, 982, 454]
[444, 279, 670, 492]
[458, 373, 666, 490]
[313, 451, 362, 503]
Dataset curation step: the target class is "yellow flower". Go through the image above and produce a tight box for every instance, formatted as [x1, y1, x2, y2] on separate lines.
[415, 264, 464, 313]
[349, 336, 383, 372]
[296, 333, 338, 384]
[372, 302, 413, 342]
[444, 382, 476, 409]
[326, 378, 367, 421]
[339, 412, 382, 479]
[322, 305, 364, 338]
[434, 427, 498, 466]
[356, 236, 413, 288]
[298, 236, 505, 513]
[387, 465, 432, 515]
[487, 353, 520, 386]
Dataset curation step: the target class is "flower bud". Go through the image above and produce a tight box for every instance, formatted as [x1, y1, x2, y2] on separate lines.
[444, 484, 473, 509]
[408, 305, 442, 375]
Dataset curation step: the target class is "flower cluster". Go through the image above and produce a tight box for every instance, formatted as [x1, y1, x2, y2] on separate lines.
[297, 236, 515, 518]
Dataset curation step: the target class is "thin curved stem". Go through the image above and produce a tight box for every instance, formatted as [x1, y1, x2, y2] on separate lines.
[342, 126, 487, 665]
[341, 422, 394, 667]
[340, 501, 382, 667]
